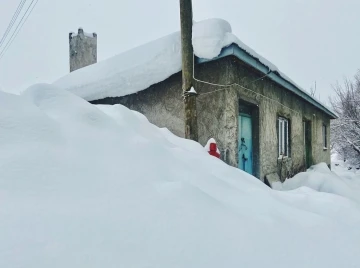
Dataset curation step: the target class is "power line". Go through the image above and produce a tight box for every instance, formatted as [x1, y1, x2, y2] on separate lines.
[0, 0, 37, 58]
[0, 0, 39, 61]
[191, 54, 303, 116]
[0, 0, 27, 48]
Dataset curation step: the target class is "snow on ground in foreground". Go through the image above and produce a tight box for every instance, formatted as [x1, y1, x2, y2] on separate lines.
[1, 84, 360, 268]
[274, 163, 360, 205]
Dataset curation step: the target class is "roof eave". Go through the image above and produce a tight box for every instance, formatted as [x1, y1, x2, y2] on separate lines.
[196, 44, 338, 119]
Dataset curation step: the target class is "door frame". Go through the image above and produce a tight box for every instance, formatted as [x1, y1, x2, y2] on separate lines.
[238, 100, 260, 179]
[303, 119, 312, 169]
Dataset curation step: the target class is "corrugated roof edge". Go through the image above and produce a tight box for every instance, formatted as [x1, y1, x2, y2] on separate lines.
[197, 43, 338, 119]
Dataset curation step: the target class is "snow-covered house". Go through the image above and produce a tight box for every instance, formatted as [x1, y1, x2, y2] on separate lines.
[54, 19, 337, 183]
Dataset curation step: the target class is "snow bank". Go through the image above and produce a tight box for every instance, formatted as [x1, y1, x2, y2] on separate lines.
[1, 84, 360, 268]
[278, 163, 360, 204]
[0, 90, 60, 145]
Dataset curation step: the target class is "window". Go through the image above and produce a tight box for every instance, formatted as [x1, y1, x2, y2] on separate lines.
[278, 117, 290, 157]
[322, 124, 327, 149]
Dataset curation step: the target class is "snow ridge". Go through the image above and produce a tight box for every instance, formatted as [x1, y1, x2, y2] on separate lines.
[1, 84, 360, 267]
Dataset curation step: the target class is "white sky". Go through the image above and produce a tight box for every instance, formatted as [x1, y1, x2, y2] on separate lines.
[0, 0, 359, 103]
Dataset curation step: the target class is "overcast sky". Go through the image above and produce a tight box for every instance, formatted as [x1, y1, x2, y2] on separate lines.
[0, 0, 359, 102]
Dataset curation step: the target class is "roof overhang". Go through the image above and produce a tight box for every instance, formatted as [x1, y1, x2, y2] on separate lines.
[196, 44, 338, 119]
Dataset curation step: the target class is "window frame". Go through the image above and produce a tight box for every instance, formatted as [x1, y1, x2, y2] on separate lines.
[278, 117, 290, 157]
[322, 123, 328, 150]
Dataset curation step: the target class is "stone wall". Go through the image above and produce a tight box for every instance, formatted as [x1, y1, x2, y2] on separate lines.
[69, 28, 97, 72]
[91, 56, 331, 182]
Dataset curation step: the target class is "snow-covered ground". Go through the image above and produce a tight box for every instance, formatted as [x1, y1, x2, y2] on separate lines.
[1, 84, 360, 268]
[274, 163, 360, 205]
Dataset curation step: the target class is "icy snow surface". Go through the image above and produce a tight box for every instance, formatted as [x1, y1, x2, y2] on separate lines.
[54, 18, 317, 104]
[274, 163, 360, 205]
[0, 83, 360, 268]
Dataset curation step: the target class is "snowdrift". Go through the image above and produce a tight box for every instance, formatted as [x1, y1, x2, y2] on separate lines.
[276, 163, 360, 204]
[1, 84, 360, 268]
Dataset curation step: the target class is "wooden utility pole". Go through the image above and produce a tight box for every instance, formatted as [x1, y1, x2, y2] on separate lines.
[180, 0, 198, 141]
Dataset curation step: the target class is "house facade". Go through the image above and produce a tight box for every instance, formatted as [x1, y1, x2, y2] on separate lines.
[90, 44, 336, 183]
[58, 22, 336, 184]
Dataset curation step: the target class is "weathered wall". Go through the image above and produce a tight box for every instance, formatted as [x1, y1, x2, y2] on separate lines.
[69, 28, 97, 72]
[91, 55, 331, 182]
[92, 71, 185, 137]
[225, 57, 331, 180]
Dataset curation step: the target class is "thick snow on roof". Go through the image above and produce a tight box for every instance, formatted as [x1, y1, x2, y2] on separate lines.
[192, 19, 279, 71]
[56, 30, 182, 101]
[193, 20, 336, 117]
[55, 18, 320, 108]
[54, 18, 283, 101]
[1, 84, 360, 267]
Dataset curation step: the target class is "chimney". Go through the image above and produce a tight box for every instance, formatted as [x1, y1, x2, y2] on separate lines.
[69, 28, 97, 72]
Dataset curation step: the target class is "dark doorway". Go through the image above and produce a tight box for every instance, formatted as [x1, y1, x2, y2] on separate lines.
[303, 120, 312, 169]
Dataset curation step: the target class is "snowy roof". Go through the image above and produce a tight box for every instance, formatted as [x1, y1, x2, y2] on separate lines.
[54, 18, 336, 118]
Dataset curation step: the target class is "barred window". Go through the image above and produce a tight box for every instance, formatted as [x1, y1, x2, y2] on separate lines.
[322, 124, 328, 149]
[278, 117, 290, 157]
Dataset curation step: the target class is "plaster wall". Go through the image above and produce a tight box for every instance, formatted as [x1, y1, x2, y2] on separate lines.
[91, 56, 331, 182]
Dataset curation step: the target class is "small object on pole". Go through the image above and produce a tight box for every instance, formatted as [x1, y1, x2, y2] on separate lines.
[180, 0, 198, 141]
[183, 86, 197, 98]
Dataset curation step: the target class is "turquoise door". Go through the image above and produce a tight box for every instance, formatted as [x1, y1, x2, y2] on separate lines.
[238, 114, 253, 175]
